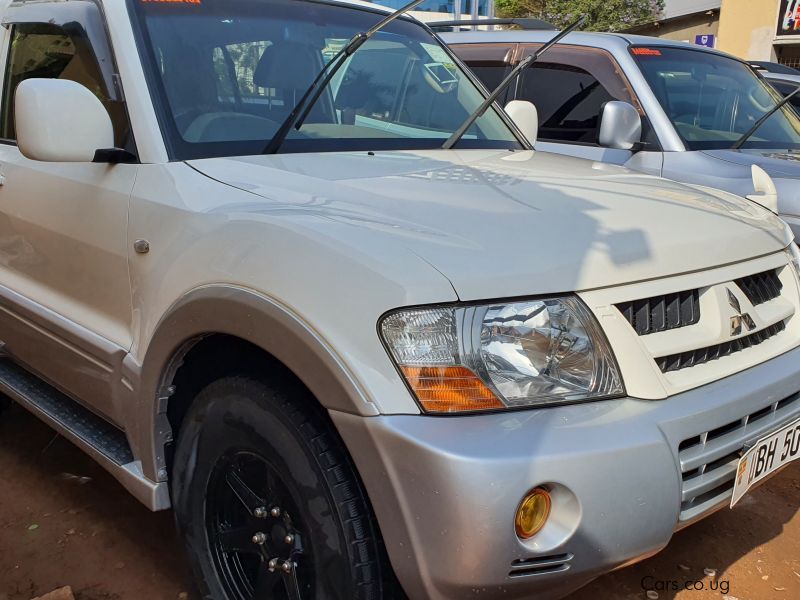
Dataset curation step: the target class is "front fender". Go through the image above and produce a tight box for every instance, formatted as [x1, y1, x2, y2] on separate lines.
[122, 284, 381, 482]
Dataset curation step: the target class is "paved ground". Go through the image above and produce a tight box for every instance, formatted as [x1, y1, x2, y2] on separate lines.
[1, 403, 798, 600]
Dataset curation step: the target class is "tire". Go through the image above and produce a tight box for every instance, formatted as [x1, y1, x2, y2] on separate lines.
[171, 375, 398, 600]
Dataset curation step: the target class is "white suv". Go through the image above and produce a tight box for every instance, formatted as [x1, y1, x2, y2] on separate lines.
[0, 1, 798, 599]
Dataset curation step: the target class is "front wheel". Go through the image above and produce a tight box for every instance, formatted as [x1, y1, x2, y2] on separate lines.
[171, 375, 395, 599]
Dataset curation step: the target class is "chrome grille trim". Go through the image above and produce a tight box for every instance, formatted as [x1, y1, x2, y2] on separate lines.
[677, 391, 800, 522]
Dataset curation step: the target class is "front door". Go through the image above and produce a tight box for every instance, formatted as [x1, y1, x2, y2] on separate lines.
[0, 3, 137, 424]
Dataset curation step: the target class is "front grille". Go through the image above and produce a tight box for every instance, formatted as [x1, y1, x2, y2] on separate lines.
[735, 269, 782, 306]
[508, 553, 573, 578]
[616, 289, 700, 336]
[656, 320, 786, 373]
[677, 392, 800, 522]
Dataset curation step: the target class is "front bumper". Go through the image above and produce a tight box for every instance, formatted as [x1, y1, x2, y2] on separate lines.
[332, 345, 800, 600]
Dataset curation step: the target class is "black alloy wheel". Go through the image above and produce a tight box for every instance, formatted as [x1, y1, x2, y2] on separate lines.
[207, 450, 309, 599]
[171, 375, 399, 600]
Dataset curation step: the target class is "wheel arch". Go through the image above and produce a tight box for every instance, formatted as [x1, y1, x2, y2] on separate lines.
[124, 284, 379, 485]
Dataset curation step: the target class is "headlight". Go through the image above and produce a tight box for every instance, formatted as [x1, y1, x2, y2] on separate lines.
[787, 243, 800, 282]
[380, 297, 624, 413]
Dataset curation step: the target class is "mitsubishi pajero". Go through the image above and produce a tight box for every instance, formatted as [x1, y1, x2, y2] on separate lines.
[0, 1, 799, 599]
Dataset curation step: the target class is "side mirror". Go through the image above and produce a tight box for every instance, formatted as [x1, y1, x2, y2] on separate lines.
[504, 100, 538, 145]
[15, 79, 114, 162]
[598, 101, 642, 150]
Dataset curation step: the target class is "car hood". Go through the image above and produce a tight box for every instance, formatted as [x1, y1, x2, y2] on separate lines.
[188, 149, 790, 300]
[702, 148, 800, 178]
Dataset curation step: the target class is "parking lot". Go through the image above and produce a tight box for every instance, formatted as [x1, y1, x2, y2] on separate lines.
[0, 404, 798, 600]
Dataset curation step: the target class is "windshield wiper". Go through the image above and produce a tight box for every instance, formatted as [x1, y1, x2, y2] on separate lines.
[263, 0, 424, 154]
[442, 15, 586, 150]
[732, 85, 800, 150]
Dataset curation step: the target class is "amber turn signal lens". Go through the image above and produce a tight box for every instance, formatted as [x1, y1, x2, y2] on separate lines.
[400, 365, 504, 413]
[515, 488, 551, 539]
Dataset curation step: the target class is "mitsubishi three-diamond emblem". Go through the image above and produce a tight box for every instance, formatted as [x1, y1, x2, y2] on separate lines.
[727, 288, 755, 336]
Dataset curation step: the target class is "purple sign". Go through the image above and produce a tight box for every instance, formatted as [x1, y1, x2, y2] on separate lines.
[695, 34, 715, 48]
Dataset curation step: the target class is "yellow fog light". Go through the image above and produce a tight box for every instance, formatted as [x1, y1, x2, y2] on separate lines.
[515, 487, 551, 539]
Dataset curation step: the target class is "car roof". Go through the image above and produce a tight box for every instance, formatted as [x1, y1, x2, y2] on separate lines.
[437, 29, 737, 59]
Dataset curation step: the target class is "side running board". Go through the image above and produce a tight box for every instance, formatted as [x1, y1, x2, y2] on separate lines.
[0, 358, 170, 510]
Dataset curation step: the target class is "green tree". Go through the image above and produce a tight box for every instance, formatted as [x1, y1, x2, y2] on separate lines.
[495, 0, 547, 20]
[495, 0, 664, 32]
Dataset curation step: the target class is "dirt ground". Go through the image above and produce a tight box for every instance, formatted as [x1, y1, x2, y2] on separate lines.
[0, 404, 798, 600]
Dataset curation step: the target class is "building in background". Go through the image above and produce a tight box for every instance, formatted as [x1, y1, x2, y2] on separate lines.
[628, 0, 721, 46]
[627, 1, 800, 67]
[380, 0, 797, 66]
[374, 0, 494, 23]
[717, 0, 800, 67]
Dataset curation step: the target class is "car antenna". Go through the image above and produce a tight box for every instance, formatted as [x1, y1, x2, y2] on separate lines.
[263, 0, 425, 154]
[441, 15, 586, 150]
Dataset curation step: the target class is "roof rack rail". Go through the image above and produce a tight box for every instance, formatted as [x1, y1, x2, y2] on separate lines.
[427, 18, 557, 32]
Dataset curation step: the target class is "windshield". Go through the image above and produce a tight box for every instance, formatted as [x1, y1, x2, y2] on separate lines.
[632, 46, 800, 150]
[129, 0, 520, 159]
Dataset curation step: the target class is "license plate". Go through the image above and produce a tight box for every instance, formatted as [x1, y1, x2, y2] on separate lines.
[730, 417, 800, 508]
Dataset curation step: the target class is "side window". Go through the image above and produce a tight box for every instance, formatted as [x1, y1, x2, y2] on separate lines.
[449, 42, 513, 102]
[210, 38, 350, 110]
[468, 65, 511, 94]
[335, 48, 411, 122]
[211, 47, 238, 104]
[770, 80, 800, 112]
[770, 80, 796, 96]
[205, 39, 330, 125]
[516, 46, 639, 145]
[333, 44, 469, 132]
[0, 22, 131, 148]
[213, 41, 274, 104]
